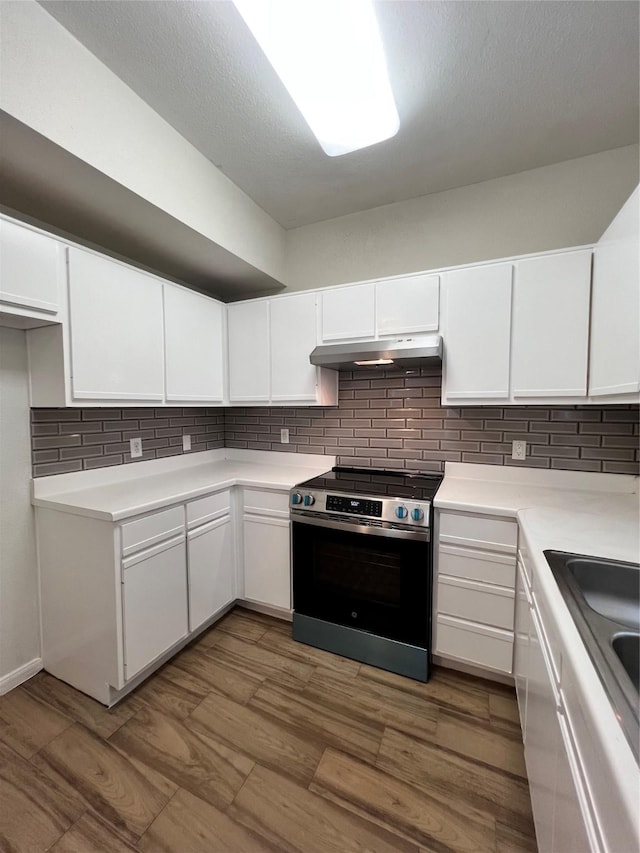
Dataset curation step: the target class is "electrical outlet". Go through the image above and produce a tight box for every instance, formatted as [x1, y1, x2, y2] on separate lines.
[182, 434, 191, 451]
[512, 440, 527, 461]
[130, 437, 143, 458]
[280, 428, 290, 444]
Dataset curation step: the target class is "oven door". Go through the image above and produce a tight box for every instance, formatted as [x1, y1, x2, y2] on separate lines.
[292, 514, 431, 648]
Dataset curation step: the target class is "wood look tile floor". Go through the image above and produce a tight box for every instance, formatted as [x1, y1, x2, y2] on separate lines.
[0, 608, 537, 853]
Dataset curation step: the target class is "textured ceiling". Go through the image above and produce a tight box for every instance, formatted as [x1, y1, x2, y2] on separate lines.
[40, 0, 639, 229]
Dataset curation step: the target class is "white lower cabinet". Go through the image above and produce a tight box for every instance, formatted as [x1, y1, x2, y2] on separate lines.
[242, 488, 291, 610]
[435, 509, 517, 673]
[188, 515, 235, 632]
[122, 534, 188, 680]
[516, 549, 603, 853]
[37, 480, 296, 705]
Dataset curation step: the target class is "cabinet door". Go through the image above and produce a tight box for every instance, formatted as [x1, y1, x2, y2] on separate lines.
[243, 516, 290, 609]
[228, 300, 270, 401]
[122, 535, 188, 679]
[376, 274, 439, 336]
[321, 284, 375, 342]
[512, 251, 591, 397]
[0, 219, 61, 315]
[164, 285, 224, 402]
[514, 559, 532, 740]
[589, 187, 640, 397]
[270, 292, 318, 402]
[442, 264, 512, 400]
[68, 249, 165, 401]
[525, 610, 560, 853]
[552, 712, 594, 853]
[188, 515, 234, 632]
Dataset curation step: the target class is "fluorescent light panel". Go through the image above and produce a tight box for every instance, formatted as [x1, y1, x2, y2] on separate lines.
[232, 0, 399, 156]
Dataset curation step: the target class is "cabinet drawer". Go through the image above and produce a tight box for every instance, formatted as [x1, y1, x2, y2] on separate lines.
[121, 506, 185, 556]
[439, 511, 517, 553]
[243, 488, 289, 517]
[439, 543, 516, 588]
[435, 614, 514, 673]
[186, 491, 231, 529]
[438, 576, 515, 630]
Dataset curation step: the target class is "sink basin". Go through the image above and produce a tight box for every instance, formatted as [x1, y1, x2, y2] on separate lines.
[545, 550, 640, 760]
[612, 633, 640, 692]
[568, 557, 639, 629]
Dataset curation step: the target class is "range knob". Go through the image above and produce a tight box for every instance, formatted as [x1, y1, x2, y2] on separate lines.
[303, 494, 315, 506]
[411, 507, 424, 522]
[291, 492, 303, 506]
[395, 505, 408, 519]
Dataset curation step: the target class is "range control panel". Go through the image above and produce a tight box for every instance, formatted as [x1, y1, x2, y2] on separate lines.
[290, 489, 432, 527]
[325, 495, 383, 517]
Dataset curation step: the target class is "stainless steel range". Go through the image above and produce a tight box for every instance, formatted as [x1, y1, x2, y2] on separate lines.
[290, 467, 443, 681]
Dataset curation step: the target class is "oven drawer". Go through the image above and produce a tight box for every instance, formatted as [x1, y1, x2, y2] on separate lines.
[435, 614, 514, 673]
[438, 543, 516, 588]
[437, 575, 515, 630]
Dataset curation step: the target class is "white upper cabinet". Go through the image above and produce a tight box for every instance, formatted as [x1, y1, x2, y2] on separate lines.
[589, 187, 640, 398]
[321, 283, 375, 342]
[227, 293, 338, 406]
[0, 218, 62, 321]
[68, 249, 165, 401]
[270, 292, 318, 401]
[375, 273, 439, 336]
[164, 284, 225, 403]
[227, 299, 270, 402]
[511, 251, 591, 398]
[442, 263, 513, 401]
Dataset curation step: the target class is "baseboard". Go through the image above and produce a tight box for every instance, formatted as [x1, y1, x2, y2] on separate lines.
[237, 599, 293, 622]
[0, 657, 42, 695]
[432, 653, 514, 686]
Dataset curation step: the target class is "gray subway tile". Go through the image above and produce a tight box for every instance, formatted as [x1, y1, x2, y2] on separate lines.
[83, 454, 124, 470]
[33, 460, 83, 476]
[33, 435, 82, 449]
[60, 446, 105, 460]
[32, 409, 81, 421]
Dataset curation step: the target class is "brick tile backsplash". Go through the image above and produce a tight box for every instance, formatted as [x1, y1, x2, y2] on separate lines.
[30, 370, 639, 477]
[31, 407, 225, 477]
[224, 367, 639, 476]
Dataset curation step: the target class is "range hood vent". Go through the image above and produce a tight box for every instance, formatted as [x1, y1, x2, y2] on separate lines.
[310, 335, 442, 371]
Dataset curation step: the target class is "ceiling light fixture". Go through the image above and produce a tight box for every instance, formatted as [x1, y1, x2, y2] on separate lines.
[232, 0, 399, 156]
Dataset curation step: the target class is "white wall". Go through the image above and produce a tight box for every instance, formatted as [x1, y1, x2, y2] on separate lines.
[0, 0, 285, 283]
[284, 145, 640, 290]
[0, 328, 41, 690]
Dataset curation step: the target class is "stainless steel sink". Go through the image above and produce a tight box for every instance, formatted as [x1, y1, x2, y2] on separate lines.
[544, 551, 640, 760]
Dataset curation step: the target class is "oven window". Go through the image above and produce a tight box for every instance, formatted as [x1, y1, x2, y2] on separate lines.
[315, 540, 402, 607]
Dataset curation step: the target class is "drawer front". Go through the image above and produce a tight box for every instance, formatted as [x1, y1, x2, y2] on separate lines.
[439, 543, 516, 588]
[186, 491, 231, 529]
[435, 614, 514, 673]
[438, 576, 515, 630]
[243, 488, 289, 517]
[121, 506, 185, 556]
[439, 511, 517, 552]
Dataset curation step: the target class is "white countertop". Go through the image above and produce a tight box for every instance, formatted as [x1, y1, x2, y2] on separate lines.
[32, 449, 335, 522]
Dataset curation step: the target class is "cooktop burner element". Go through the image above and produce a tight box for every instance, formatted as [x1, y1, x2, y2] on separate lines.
[297, 466, 443, 501]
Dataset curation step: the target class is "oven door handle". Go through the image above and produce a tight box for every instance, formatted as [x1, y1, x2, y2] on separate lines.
[291, 513, 430, 542]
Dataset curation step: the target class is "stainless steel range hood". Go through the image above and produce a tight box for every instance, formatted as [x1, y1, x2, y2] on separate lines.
[309, 335, 442, 371]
